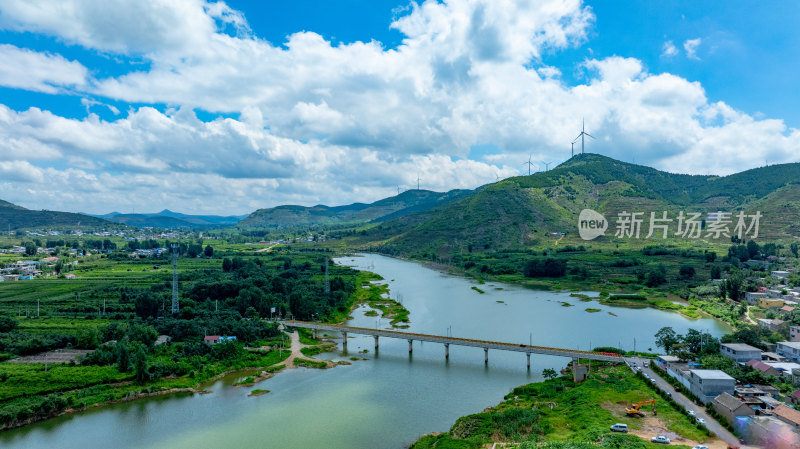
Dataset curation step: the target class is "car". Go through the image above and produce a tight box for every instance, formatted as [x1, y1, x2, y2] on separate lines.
[643, 360, 650, 367]
[643, 373, 650, 379]
[696, 417, 706, 425]
[650, 378, 656, 384]
[651, 435, 671, 444]
[632, 361, 637, 367]
[688, 410, 696, 417]
[664, 391, 671, 397]
[692, 445, 709, 449]
[610, 423, 629, 433]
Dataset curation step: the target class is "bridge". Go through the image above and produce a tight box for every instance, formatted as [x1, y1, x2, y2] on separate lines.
[283, 321, 624, 378]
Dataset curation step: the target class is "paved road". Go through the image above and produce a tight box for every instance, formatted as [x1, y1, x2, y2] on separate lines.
[626, 357, 750, 449]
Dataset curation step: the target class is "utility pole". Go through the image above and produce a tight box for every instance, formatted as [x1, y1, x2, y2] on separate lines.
[37, 298, 40, 317]
[324, 259, 330, 294]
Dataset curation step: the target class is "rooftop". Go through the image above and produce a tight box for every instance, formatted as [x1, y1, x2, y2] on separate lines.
[772, 405, 800, 425]
[689, 369, 735, 380]
[721, 343, 761, 352]
[657, 355, 681, 362]
[714, 392, 747, 412]
[778, 341, 800, 350]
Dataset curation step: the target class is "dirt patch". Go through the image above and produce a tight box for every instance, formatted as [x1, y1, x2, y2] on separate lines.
[8, 349, 91, 364]
[626, 416, 727, 449]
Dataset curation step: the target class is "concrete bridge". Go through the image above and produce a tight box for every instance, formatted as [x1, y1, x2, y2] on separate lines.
[283, 321, 624, 378]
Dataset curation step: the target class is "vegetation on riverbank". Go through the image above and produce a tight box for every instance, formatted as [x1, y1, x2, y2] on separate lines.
[411, 364, 711, 449]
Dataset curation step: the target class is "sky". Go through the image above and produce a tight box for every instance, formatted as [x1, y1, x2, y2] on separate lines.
[0, 0, 798, 215]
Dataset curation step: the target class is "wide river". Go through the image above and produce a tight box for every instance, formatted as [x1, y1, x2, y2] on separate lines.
[0, 254, 728, 449]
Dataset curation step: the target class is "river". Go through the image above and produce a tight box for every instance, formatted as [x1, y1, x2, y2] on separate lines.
[0, 253, 729, 449]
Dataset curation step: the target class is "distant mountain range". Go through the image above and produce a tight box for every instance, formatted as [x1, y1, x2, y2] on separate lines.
[0, 200, 113, 231]
[237, 189, 474, 229]
[89, 209, 248, 228]
[367, 153, 800, 256]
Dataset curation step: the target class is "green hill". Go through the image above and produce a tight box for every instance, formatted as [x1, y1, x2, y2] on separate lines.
[237, 189, 473, 229]
[371, 154, 800, 256]
[0, 200, 113, 231]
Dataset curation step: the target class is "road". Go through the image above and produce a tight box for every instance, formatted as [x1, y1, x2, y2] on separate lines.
[627, 357, 750, 449]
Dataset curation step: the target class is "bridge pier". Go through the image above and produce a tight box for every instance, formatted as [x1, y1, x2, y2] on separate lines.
[312, 328, 317, 340]
[374, 335, 379, 349]
[444, 343, 450, 360]
[342, 332, 347, 347]
[484, 348, 489, 364]
[408, 339, 413, 353]
[526, 353, 531, 369]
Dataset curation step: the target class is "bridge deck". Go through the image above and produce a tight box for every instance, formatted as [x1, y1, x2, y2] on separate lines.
[284, 321, 623, 362]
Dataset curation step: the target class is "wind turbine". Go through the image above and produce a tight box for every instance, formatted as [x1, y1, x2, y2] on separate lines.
[571, 141, 575, 158]
[544, 161, 553, 171]
[416, 175, 421, 190]
[572, 118, 594, 154]
[495, 173, 500, 181]
[522, 154, 536, 175]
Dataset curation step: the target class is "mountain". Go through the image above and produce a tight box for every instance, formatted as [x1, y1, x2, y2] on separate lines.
[0, 200, 113, 231]
[237, 189, 474, 229]
[93, 209, 247, 228]
[370, 154, 800, 256]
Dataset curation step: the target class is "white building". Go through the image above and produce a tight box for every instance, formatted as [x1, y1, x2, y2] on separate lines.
[720, 343, 762, 363]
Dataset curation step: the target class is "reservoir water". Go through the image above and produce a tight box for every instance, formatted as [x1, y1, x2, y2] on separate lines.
[0, 254, 729, 449]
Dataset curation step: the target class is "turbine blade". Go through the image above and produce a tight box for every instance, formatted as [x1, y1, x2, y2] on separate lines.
[585, 133, 595, 139]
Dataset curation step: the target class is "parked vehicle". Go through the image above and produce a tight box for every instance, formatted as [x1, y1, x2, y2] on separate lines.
[610, 423, 629, 433]
[643, 360, 650, 367]
[651, 435, 671, 444]
[643, 373, 650, 379]
[696, 417, 706, 425]
[688, 410, 696, 417]
[692, 445, 709, 449]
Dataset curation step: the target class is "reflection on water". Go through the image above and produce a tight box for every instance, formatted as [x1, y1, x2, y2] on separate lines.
[0, 254, 728, 449]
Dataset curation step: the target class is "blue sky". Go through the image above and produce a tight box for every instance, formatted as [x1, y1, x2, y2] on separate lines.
[0, 0, 798, 214]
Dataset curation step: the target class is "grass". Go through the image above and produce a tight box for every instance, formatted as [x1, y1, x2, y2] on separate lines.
[249, 389, 270, 396]
[471, 286, 485, 294]
[294, 359, 328, 369]
[585, 308, 601, 313]
[0, 363, 131, 401]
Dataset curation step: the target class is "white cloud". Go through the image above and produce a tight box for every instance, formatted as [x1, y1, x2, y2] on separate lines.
[0, 0, 796, 214]
[0, 44, 87, 93]
[662, 40, 678, 57]
[683, 38, 702, 60]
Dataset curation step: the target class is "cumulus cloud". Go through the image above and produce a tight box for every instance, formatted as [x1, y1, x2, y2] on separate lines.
[0, 0, 796, 214]
[0, 44, 87, 93]
[683, 38, 702, 60]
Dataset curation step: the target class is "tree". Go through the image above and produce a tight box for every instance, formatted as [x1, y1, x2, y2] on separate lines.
[133, 347, 148, 383]
[134, 292, 159, 319]
[645, 264, 667, 287]
[705, 252, 717, 263]
[678, 265, 696, 280]
[116, 343, 131, 372]
[222, 258, 232, 272]
[710, 265, 721, 280]
[204, 245, 214, 258]
[746, 240, 760, 259]
[542, 368, 558, 380]
[76, 327, 99, 349]
[0, 315, 18, 333]
[726, 271, 744, 301]
[655, 327, 679, 353]
[24, 241, 36, 256]
[791, 242, 799, 258]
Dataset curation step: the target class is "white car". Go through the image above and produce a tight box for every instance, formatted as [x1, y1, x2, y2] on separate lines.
[651, 435, 671, 444]
[692, 446, 709, 449]
[643, 373, 650, 379]
[688, 410, 696, 417]
[696, 417, 706, 426]
[610, 423, 628, 433]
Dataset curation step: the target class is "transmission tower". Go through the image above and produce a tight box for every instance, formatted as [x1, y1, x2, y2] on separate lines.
[324, 258, 330, 294]
[171, 243, 180, 314]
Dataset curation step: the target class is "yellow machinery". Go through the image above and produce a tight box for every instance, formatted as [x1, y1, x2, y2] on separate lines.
[625, 399, 656, 417]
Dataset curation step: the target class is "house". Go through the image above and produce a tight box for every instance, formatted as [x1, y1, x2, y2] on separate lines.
[781, 305, 796, 314]
[746, 292, 767, 305]
[788, 390, 800, 406]
[720, 343, 762, 363]
[713, 392, 755, 424]
[64, 274, 75, 279]
[752, 384, 781, 399]
[763, 362, 800, 378]
[762, 351, 788, 362]
[777, 341, 800, 362]
[746, 360, 782, 377]
[791, 326, 800, 343]
[759, 298, 785, 309]
[688, 370, 736, 404]
[758, 395, 783, 410]
[204, 335, 237, 345]
[771, 405, 800, 429]
[758, 318, 787, 332]
[155, 335, 172, 345]
[771, 271, 790, 279]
